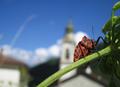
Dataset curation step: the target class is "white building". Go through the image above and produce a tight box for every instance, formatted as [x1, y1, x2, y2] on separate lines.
[60, 20, 77, 81]
[0, 49, 29, 87]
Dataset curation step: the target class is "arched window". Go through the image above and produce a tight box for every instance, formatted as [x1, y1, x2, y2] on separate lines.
[66, 48, 69, 60]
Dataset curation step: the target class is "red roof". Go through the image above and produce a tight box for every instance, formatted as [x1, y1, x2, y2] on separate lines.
[0, 53, 28, 68]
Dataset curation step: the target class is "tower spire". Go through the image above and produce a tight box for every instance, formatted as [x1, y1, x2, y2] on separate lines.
[63, 19, 74, 43]
[66, 19, 73, 33]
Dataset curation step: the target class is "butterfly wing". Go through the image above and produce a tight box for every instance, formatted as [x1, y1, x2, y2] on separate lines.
[74, 42, 83, 62]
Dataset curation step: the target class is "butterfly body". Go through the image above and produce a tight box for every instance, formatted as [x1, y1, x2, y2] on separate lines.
[74, 36, 96, 62]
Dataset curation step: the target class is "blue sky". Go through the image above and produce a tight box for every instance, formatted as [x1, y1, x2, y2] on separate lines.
[0, 0, 119, 51]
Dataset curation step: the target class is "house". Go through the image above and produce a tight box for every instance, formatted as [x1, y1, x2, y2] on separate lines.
[0, 49, 30, 87]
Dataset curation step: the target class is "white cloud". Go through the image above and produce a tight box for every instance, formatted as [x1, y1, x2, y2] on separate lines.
[74, 32, 89, 44]
[2, 45, 12, 56]
[48, 44, 60, 58]
[35, 48, 48, 58]
[1, 45, 50, 67]
[1, 45, 32, 64]
[16, 49, 32, 61]
[1, 31, 89, 67]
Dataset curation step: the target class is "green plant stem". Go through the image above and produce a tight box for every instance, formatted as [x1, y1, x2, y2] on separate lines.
[37, 46, 111, 87]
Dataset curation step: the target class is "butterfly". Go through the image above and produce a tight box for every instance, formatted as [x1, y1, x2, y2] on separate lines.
[74, 36, 96, 62]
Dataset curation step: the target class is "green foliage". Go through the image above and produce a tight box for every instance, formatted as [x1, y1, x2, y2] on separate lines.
[109, 75, 120, 87]
[102, 16, 118, 33]
[112, 1, 120, 13]
[103, 1, 120, 44]
[100, 1, 120, 86]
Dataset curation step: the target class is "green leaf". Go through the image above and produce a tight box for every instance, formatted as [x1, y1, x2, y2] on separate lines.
[99, 57, 113, 75]
[113, 1, 120, 12]
[115, 61, 120, 80]
[102, 16, 119, 33]
[113, 16, 120, 42]
[102, 18, 112, 33]
[109, 80, 117, 87]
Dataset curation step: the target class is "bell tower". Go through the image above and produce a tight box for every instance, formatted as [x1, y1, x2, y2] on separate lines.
[61, 20, 75, 63]
[60, 20, 77, 81]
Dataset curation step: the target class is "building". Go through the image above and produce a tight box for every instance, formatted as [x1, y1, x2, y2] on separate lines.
[60, 20, 77, 81]
[0, 49, 30, 87]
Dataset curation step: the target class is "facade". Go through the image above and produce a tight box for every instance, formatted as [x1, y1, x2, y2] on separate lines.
[60, 20, 77, 81]
[0, 50, 29, 87]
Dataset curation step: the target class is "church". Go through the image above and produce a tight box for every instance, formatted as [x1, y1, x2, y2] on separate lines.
[60, 20, 77, 81]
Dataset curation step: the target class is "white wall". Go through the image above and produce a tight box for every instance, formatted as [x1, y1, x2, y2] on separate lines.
[0, 68, 20, 87]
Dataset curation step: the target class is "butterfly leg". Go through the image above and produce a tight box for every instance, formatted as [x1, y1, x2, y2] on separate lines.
[96, 36, 108, 46]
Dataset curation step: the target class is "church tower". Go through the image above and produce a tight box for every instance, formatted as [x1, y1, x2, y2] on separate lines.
[61, 20, 75, 64]
[60, 20, 77, 81]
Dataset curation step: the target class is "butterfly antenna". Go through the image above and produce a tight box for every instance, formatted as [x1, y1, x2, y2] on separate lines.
[91, 25, 95, 40]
